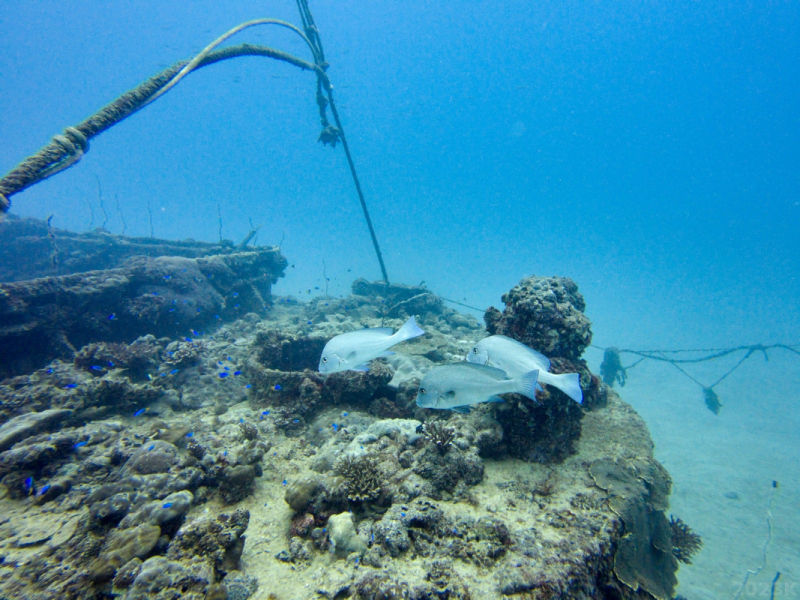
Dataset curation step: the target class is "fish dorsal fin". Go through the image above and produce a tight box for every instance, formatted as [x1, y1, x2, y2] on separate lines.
[494, 335, 551, 370]
[465, 362, 510, 380]
[352, 327, 394, 337]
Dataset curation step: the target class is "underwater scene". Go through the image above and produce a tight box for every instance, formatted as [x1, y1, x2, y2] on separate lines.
[0, 1, 798, 599]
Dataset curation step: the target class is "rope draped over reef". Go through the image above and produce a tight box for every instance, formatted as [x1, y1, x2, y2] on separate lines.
[0, 0, 390, 285]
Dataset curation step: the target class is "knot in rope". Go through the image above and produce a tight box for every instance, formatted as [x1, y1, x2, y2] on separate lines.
[318, 124, 341, 147]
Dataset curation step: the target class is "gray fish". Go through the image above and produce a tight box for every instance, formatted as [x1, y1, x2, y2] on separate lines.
[319, 316, 425, 374]
[416, 362, 539, 413]
[466, 335, 583, 404]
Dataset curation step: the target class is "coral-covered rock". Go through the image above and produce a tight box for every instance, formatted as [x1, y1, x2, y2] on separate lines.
[167, 509, 250, 574]
[122, 555, 215, 600]
[220, 465, 256, 504]
[413, 444, 484, 496]
[0, 408, 73, 451]
[123, 440, 179, 475]
[485, 275, 591, 361]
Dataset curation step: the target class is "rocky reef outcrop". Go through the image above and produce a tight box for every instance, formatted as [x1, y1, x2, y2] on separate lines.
[0, 266, 689, 600]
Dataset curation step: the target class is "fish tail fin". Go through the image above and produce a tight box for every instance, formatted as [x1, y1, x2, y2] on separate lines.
[513, 369, 540, 401]
[395, 315, 425, 342]
[539, 371, 583, 404]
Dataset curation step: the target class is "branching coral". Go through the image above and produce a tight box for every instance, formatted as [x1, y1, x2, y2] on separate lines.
[335, 455, 382, 502]
[670, 516, 703, 564]
[423, 420, 456, 453]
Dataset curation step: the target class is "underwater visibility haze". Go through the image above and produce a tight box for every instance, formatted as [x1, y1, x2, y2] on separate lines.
[0, 1, 798, 599]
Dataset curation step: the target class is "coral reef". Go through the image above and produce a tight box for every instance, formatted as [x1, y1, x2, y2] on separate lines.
[0, 268, 680, 600]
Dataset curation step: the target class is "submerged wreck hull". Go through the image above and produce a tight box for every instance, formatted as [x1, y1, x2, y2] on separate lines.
[0, 216, 287, 379]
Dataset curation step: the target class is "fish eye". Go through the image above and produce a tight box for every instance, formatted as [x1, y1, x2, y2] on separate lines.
[472, 348, 478, 353]
[322, 357, 328, 363]
[419, 388, 426, 394]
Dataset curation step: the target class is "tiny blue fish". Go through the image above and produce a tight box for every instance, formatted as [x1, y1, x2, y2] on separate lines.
[332, 423, 338, 432]
[191, 330, 199, 336]
[152, 292, 158, 296]
[162, 502, 173, 508]
[164, 275, 171, 280]
[134, 408, 147, 416]
[108, 361, 115, 367]
[91, 366, 103, 371]
[215, 314, 221, 319]
[170, 369, 179, 375]
[148, 444, 155, 450]
[282, 480, 287, 485]
[224, 366, 230, 371]
[234, 304, 240, 308]
[218, 361, 223, 365]
[168, 351, 174, 356]
[293, 419, 299, 423]
[233, 292, 239, 298]
[196, 308, 201, 313]
[46, 368, 54, 374]
[108, 313, 116, 320]
[324, 303, 329, 306]
[401, 512, 406, 517]
[273, 384, 281, 391]
[169, 308, 175, 312]
[219, 372, 229, 378]
[39, 484, 51, 496]
[342, 412, 348, 417]
[24, 477, 33, 491]
[240, 418, 244, 423]
[65, 383, 77, 389]
[186, 432, 194, 438]
[227, 356, 233, 361]
[182, 268, 187, 272]
[246, 384, 252, 389]
[234, 371, 241, 376]
[184, 337, 193, 343]
[322, 528, 327, 533]
[73, 441, 87, 448]
[262, 410, 270, 416]
[224, 450, 227, 456]
[306, 321, 312, 325]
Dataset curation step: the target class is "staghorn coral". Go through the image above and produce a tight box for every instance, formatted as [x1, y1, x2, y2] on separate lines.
[238, 420, 259, 441]
[423, 420, 456, 453]
[335, 454, 382, 502]
[670, 516, 703, 564]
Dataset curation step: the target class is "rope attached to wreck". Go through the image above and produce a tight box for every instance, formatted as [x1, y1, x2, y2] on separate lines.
[0, 2, 390, 286]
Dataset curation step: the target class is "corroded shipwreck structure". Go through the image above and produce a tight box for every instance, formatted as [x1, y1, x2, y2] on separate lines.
[0, 216, 286, 378]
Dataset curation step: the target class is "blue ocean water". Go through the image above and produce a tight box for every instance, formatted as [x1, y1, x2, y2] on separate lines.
[1, 1, 799, 596]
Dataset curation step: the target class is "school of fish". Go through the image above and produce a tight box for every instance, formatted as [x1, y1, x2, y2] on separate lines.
[319, 321, 583, 413]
